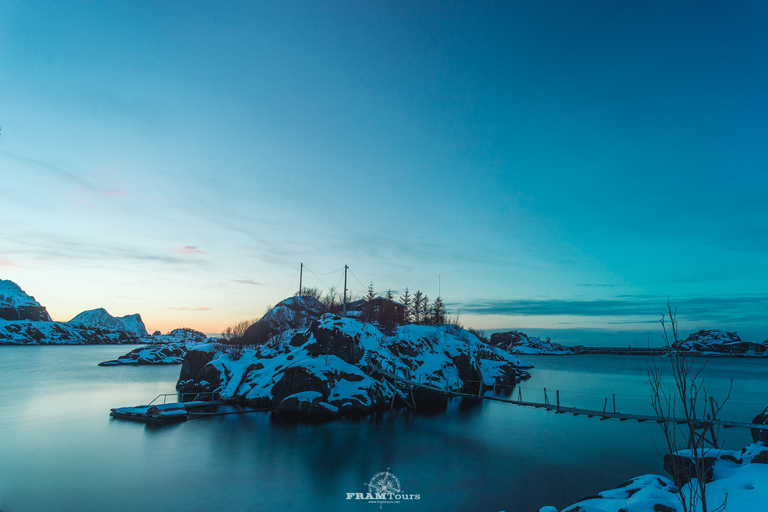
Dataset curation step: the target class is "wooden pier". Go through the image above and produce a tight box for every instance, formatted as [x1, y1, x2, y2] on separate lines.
[371, 365, 768, 436]
[110, 392, 230, 424]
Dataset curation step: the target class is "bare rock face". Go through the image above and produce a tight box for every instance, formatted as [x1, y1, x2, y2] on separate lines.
[303, 316, 365, 365]
[662, 453, 717, 486]
[271, 365, 331, 400]
[241, 296, 326, 347]
[751, 406, 768, 444]
[273, 392, 338, 419]
[178, 347, 219, 392]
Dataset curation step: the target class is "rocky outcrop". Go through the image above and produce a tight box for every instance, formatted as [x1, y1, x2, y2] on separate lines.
[489, 330, 573, 355]
[176, 303, 533, 420]
[662, 453, 716, 486]
[751, 406, 768, 444]
[99, 343, 187, 366]
[240, 296, 327, 347]
[69, 308, 148, 336]
[673, 329, 748, 353]
[0, 280, 52, 322]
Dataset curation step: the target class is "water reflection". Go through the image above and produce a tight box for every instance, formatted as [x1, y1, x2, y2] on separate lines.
[1, 347, 765, 512]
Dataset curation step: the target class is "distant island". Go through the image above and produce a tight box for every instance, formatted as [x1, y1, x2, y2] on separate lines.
[0, 279, 209, 345]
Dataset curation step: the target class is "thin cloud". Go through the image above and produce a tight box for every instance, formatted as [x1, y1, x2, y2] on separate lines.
[176, 246, 205, 255]
[458, 294, 768, 323]
[165, 306, 212, 311]
[2, 235, 192, 266]
[0, 259, 21, 268]
[233, 279, 262, 286]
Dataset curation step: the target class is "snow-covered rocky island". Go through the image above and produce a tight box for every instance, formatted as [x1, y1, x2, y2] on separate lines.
[672, 329, 766, 356]
[489, 330, 573, 355]
[176, 296, 533, 419]
[99, 329, 210, 366]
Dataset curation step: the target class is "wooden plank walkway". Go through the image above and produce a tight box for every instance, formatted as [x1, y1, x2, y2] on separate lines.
[372, 366, 768, 432]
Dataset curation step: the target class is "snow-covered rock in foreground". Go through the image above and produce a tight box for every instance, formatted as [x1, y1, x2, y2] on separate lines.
[489, 330, 573, 355]
[68, 307, 148, 336]
[177, 303, 533, 419]
[0, 279, 52, 321]
[541, 441, 768, 512]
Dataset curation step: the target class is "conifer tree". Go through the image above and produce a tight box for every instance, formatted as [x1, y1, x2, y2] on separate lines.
[432, 297, 446, 326]
[363, 282, 377, 322]
[413, 290, 423, 324]
[400, 287, 412, 324]
[422, 294, 431, 325]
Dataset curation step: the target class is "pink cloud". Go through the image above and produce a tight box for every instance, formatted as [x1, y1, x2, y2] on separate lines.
[176, 246, 205, 255]
[0, 259, 21, 268]
[165, 307, 212, 311]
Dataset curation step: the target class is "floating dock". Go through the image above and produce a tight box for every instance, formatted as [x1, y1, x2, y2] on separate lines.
[110, 392, 229, 424]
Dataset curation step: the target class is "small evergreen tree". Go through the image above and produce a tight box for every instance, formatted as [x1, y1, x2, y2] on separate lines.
[412, 290, 423, 324]
[363, 282, 377, 322]
[400, 287, 412, 324]
[422, 294, 431, 325]
[432, 297, 446, 326]
[380, 289, 396, 334]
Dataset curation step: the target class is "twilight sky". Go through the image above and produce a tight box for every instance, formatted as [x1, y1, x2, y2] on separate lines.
[1, 1, 767, 344]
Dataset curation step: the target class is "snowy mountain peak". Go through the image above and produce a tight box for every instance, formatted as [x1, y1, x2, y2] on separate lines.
[68, 308, 148, 336]
[0, 279, 52, 322]
[0, 279, 43, 308]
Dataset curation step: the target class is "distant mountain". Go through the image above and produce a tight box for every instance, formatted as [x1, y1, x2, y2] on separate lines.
[0, 279, 52, 322]
[68, 308, 148, 336]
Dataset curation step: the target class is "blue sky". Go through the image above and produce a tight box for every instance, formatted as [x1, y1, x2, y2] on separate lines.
[1, 1, 767, 344]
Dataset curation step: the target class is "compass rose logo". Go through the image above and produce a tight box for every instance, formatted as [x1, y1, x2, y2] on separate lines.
[345, 468, 420, 507]
[367, 469, 401, 495]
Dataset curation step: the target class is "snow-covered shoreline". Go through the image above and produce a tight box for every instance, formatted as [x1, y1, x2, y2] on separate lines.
[537, 440, 768, 512]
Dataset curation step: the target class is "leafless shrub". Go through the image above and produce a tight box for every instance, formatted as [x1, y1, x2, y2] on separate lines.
[648, 300, 731, 512]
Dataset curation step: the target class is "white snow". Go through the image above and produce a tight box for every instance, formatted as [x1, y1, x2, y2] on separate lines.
[548, 442, 768, 512]
[0, 279, 42, 307]
[68, 308, 148, 336]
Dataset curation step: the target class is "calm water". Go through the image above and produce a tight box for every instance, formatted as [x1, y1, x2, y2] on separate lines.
[1, 347, 766, 512]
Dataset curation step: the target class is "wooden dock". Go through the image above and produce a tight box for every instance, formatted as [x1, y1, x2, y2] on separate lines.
[110, 392, 230, 424]
[371, 366, 768, 434]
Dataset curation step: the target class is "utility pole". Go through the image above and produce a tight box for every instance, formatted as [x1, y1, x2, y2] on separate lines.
[299, 263, 303, 296]
[342, 265, 348, 316]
